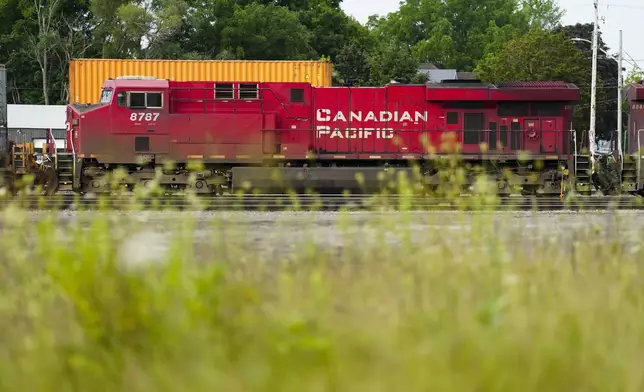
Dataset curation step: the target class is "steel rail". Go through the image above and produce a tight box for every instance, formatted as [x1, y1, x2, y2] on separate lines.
[1, 194, 644, 212]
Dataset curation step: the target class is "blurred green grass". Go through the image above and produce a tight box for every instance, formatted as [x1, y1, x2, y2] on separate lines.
[0, 172, 642, 391]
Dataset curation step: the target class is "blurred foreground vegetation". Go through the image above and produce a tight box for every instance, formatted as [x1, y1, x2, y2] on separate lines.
[0, 176, 643, 391]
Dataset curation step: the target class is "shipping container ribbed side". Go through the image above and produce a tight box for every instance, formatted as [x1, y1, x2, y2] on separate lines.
[68, 59, 333, 104]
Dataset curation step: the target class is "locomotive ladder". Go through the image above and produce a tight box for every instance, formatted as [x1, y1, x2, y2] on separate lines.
[572, 129, 592, 195]
[47, 129, 74, 192]
[56, 152, 74, 191]
[573, 154, 592, 194]
[620, 154, 638, 192]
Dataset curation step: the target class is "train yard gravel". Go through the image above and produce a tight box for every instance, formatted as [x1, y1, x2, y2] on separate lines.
[13, 210, 643, 267]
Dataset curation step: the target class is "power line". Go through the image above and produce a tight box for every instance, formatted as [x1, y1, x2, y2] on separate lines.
[603, 3, 644, 9]
[623, 51, 643, 73]
[567, 1, 644, 9]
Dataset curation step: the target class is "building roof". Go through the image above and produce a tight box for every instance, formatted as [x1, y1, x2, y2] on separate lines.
[418, 63, 439, 70]
[423, 69, 458, 83]
[417, 64, 479, 83]
[8, 104, 67, 129]
[456, 72, 478, 80]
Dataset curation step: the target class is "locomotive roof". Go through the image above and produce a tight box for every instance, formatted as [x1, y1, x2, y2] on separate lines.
[626, 81, 644, 101]
[423, 79, 579, 101]
[425, 80, 578, 89]
[103, 78, 170, 89]
[102, 78, 579, 91]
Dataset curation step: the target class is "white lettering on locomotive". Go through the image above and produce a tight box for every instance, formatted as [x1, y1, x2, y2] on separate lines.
[316, 126, 395, 139]
[315, 109, 425, 139]
[316, 109, 427, 123]
[129, 112, 160, 122]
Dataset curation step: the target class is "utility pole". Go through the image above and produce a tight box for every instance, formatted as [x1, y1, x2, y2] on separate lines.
[617, 29, 623, 170]
[589, 0, 599, 163]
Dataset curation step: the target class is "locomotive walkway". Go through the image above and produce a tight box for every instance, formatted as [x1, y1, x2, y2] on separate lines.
[1, 193, 643, 211]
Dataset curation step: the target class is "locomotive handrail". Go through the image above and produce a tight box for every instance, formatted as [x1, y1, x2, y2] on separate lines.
[71, 131, 75, 157]
[46, 128, 55, 154]
[259, 87, 310, 122]
[637, 129, 644, 184]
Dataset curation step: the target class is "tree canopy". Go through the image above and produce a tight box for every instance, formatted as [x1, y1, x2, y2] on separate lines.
[475, 28, 608, 132]
[0, 0, 633, 138]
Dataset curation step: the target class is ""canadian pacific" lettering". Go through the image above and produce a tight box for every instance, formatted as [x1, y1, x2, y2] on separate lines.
[315, 109, 427, 139]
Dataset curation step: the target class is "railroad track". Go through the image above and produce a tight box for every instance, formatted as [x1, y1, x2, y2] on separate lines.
[1, 193, 643, 211]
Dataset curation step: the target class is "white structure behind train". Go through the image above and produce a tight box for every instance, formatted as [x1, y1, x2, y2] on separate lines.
[7, 104, 67, 150]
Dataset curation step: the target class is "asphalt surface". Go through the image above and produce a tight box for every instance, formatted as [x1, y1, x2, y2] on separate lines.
[15, 209, 643, 266]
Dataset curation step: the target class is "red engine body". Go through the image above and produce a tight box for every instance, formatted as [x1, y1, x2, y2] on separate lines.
[65, 77, 580, 195]
[627, 81, 644, 155]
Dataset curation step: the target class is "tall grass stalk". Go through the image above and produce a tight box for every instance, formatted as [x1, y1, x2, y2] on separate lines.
[0, 172, 642, 391]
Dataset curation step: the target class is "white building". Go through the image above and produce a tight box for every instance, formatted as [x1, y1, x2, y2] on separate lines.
[7, 104, 67, 150]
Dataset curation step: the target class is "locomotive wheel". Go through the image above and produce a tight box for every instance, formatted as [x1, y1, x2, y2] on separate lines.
[209, 184, 224, 195]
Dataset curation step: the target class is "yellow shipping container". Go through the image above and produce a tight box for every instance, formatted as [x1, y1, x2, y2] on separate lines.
[68, 58, 333, 104]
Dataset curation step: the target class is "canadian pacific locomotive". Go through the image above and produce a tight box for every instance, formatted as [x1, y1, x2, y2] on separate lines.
[64, 76, 584, 196]
[622, 80, 644, 194]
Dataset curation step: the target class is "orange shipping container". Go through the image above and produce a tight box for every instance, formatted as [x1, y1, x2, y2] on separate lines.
[68, 58, 333, 104]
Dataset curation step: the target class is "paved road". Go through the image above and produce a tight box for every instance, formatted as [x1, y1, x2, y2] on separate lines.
[17, 210, 642, 267]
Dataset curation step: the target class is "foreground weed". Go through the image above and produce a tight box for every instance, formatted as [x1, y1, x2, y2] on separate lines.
[0, 179, 643, 391]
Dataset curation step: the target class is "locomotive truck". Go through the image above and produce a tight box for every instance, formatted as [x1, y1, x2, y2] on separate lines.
[63, 76, 587, 196]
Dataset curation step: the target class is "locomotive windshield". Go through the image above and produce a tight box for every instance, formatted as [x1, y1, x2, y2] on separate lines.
[99, 88, 113, 104]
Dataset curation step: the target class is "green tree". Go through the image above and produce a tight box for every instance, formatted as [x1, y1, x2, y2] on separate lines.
[367, 0, 565, 71]
[177, 0, 236, 59]
[475, 28, 606, 133]
[0, 0, 93, 104]
[554, 23, 618, 139]
[220, 3, 315, 60]
[299, 4, 370, 62]
[335, 42, 371, 85]
[89, 0, 152, 58]
[519, 0, 565, 29]
[624, 69, 644, 85]
[367, 39, 424, 85]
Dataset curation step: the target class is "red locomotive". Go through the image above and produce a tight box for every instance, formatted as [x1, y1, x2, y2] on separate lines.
[623, 80, 644, 193]
[65, 77, 580, 195]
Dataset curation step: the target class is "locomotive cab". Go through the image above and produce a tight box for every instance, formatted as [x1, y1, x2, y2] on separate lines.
[66, 92, 111, 157]
[67, 77, 170, 166]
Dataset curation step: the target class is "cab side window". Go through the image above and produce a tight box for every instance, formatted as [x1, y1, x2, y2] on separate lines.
[147, 92, 162, 108]
[129, 92, 146, 108]
[117, 92, 126, 107]
[127, 92, 163, 109]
